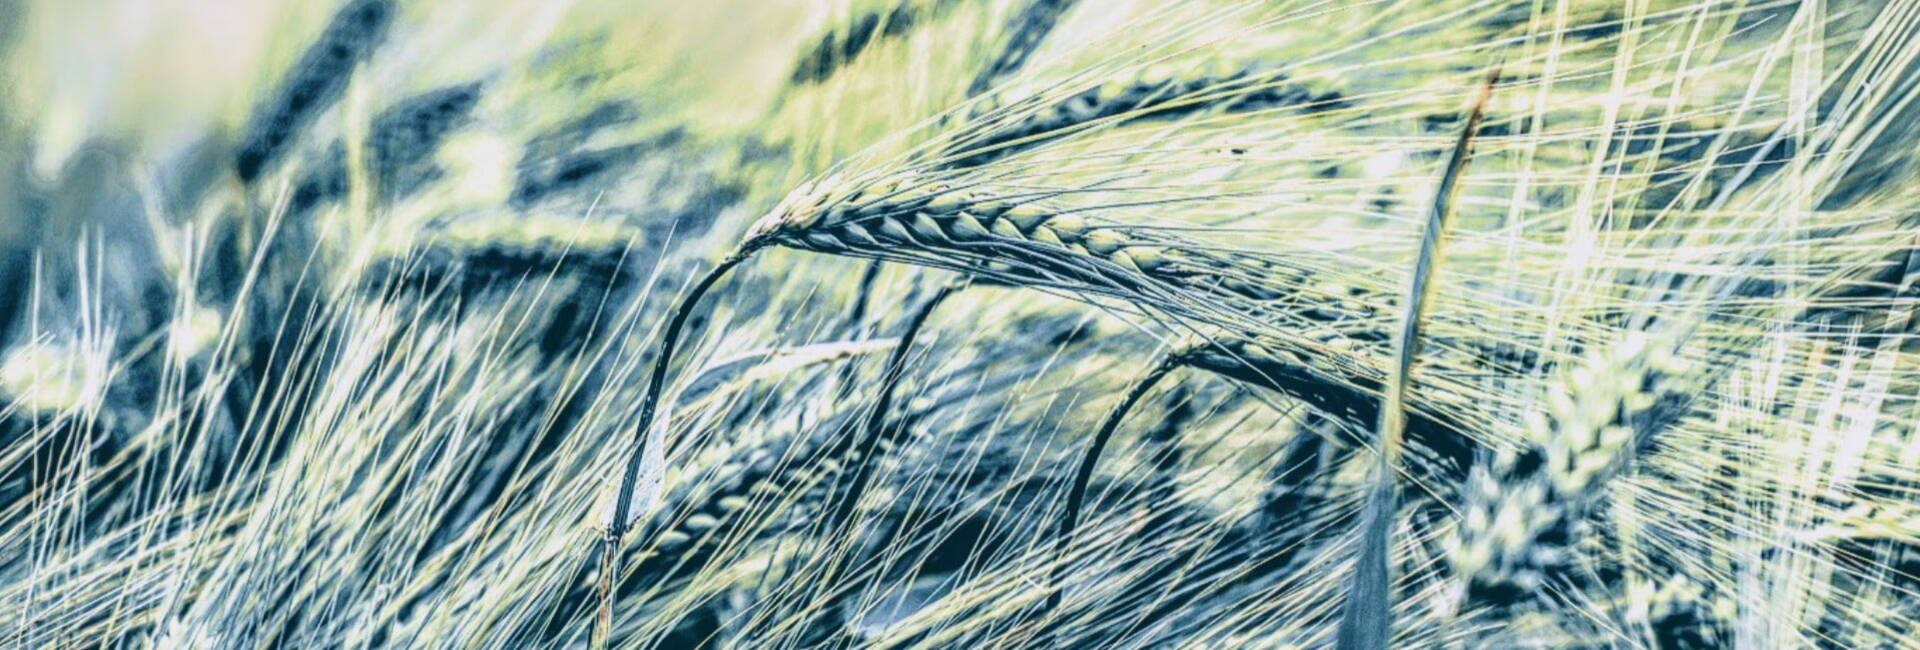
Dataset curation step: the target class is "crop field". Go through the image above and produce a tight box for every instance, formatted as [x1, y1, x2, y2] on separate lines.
[1, 1, 1917, 648]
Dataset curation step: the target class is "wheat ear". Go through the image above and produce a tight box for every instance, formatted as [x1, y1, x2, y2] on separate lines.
[750, 180, 1456, 392]
[789, 0, 949, 87]
[1447, 328, 1690, 606]
[948, 64, 1342, 169]
[965, 0, 1080, 96]
[744, 172, 1503, 491]
[234, 0, 392, 184]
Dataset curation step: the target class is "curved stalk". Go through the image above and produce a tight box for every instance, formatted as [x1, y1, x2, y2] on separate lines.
[791, 279, 964, 625]
[1042, 353, 1180, 645]
[826, 280, 964, 529]
[1335, 68, 1494, 650]
[593, 245, 760, 649]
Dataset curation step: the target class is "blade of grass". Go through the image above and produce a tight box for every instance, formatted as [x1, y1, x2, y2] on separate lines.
[594, 246, 761, 650]
[1336, 66, 1496, 650]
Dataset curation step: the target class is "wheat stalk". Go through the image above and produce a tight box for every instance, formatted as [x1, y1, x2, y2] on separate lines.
[1041, 348, 1182, 645]
[592, 248, 758, 649]
[823, 280, 965, 530]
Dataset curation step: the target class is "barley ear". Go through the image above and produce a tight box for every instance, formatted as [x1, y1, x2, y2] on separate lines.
[966, 0, 1080, 96]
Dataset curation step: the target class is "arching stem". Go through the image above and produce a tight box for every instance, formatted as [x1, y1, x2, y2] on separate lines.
[826, 280, 965, 530]
[593, 245, 760, 649]
[794, 279, 964, 619]
[1043, 353, 1181, 645]
[1335, 67, 1495, 650]
[833, 259, 887, 402]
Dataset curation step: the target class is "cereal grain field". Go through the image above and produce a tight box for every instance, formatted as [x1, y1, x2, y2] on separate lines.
[2, 1, 1918, 648]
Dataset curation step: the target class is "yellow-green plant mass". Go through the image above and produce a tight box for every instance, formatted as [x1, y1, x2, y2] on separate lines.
[2, 0, 1916, 648]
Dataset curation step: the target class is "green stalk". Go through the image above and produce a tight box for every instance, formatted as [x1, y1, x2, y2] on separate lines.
[1335, 69, 1496, 650]
[1043, 353, 1180, 647]
[593, 245, 760, 649]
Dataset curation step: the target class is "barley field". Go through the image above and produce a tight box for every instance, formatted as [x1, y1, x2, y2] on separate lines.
[1, 1, 1917, 648]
